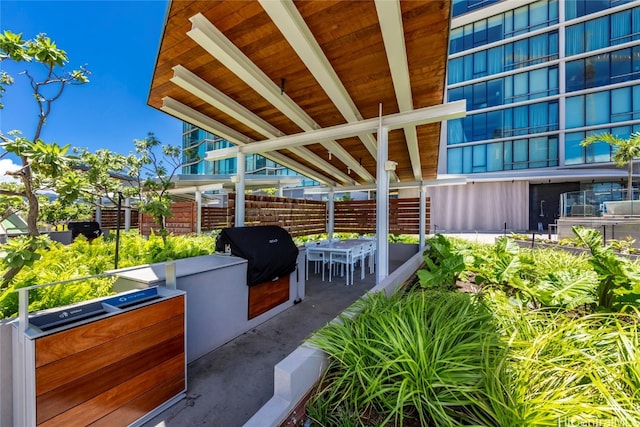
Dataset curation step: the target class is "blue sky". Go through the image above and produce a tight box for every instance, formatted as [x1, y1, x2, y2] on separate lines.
[1, 0, 181, 169]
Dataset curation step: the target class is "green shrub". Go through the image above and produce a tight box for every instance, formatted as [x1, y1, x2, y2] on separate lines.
[0, 231, 217, 319]
[307, 290, 506, 426]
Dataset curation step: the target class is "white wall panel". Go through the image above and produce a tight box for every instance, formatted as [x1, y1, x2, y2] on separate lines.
[427, 181, 529, 232]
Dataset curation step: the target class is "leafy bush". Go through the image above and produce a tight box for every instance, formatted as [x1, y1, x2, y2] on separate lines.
[0, 231, 217, 319]
[307, 291, 506, 426]
[418, 234, 470, 290]
[486, 297, 640, 426]
[572, 226, 640, 311]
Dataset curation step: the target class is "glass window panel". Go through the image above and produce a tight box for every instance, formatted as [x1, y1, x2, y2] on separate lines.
[513, 72, 528, 101]
[549, 137, 559, 166]
[633, 46, 640, 79]
[450, 27, 463, 54]
[611, 10, 632, 45]
[611, 48, 632, 84]
[549, 66, 558, 95]
[473, 114, 487, 140]
[565, 0, 579, 21]
[504, 141, 513, 170]
[472, 144, 486, 172]
[566, 96, 584, 129]
[503, 108, 513, 136]
[566, 59, 585, 92]
[448, 58, 463, 84]
[529, 137, 548, 168]
[473, 50, 487, 77]
[473, 82, 487, 108]
[585, 16, 609, 52]
[612, 125, 632, 140]
[463, 116, 474, 142]
[634, 7, 640, 41]
[513, 106, 529, 135]
[447, 119, 465, 144]
[504, 43, 514, 70]
[513, 139, 528, 169]
[529, 68, 548, 99]
[463, 24, 474, 51]
[529, 103, 548, 134]
[504, 11, 513, 36]
[487, 79, 503, 107]
[474, 20, 487, 46]
[462, 146, 473, 174]
[529, 33, 548, 65]
[448, 87, 464, 102]
[513, 5, 529, 35]
[464, 85, 474, 105]
[585, 131, 611, 164]
[611, 87, 632, 122]
[487, 15, 503, 44]
[565, 23, 584, 55]
[447, 147, 463, 174]
[585, 1, 610, 18]
[504, 75, 513, 104]
[585, 91, 609, 126]
[529, 0, 548, 30]
[549, 0, 558, 23]
[634, 85, 640, 120]
[548, 31, 558, 58]
[487, 142, 504, 171]
[548, 101, 558, 130]
[463, 55, 473, 80]
[565, 132, 585, 165]
[513, 39, 528, 68]
[587, 53, 610, 88]
[487, 110, 502, 138]
[488, 47, 503, 74]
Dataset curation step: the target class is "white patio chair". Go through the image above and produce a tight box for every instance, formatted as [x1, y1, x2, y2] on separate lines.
[329, 244, 365, 285]
[363, 240, 376, 274]
[305, 243, 327, 281]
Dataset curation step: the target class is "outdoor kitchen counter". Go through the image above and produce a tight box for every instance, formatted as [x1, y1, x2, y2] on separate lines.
[111, 254, 248, 288]
[110, 252, 305, 363]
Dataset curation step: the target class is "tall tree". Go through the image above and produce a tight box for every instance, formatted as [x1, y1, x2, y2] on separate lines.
[0, 30, 89, 288]
[581, 132, 640, 200]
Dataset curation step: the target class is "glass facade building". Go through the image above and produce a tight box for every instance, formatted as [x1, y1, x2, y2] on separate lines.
[181, 122, 317, 187]
[444, 0, 640, 175]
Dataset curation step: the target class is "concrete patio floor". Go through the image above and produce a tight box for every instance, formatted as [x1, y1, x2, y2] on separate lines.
[141, 257, 407, 427]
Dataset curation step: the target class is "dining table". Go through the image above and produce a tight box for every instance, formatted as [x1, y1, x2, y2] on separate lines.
[305, 239, 375, 285]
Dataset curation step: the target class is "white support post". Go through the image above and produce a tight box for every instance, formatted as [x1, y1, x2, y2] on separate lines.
[376, 125, 390, 284]
[327, 189, 335, 240]
[195, 190, 202, 235]
[235, 152, 246, 227]
[124, 198, 131, 232]
[95, 206, 102, 227]
[419, 184, 427, 251]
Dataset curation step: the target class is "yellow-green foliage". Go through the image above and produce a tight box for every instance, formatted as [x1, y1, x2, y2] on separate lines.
[0, 231, 217, 319]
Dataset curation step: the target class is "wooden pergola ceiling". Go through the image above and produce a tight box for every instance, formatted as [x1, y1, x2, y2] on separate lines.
[148, 0, 453, 187]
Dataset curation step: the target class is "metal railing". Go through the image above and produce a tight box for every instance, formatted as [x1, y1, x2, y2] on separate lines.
[560, 188, 640, 218]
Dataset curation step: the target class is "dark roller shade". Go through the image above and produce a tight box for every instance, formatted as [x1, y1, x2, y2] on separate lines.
[216, 226, 298, 286]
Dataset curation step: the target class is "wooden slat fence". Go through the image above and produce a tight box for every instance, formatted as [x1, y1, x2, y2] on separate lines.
[137, 195, 429, 237]
[140, 202, 197, 236]
[231, 193, 326, 237]
[94, 208, 139, 229]
[334, 198, 430, 235]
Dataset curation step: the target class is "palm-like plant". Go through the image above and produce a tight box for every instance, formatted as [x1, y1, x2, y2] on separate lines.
[581, 132, 640, 200]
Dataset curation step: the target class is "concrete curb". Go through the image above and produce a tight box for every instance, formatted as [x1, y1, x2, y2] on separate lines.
[243, 250, 425, 427]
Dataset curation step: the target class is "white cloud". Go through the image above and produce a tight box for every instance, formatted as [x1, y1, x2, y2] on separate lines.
[0, 158, 21, 183]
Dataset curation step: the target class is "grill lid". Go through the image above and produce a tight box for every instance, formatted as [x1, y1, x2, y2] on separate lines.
[215, 226, 298, 286]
